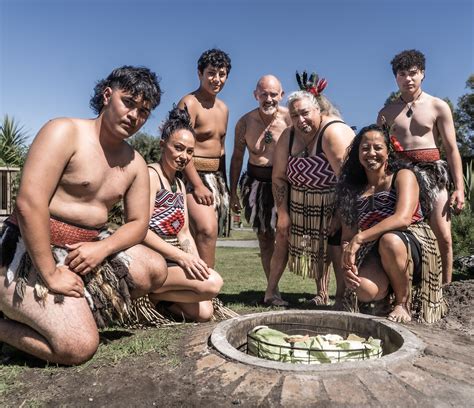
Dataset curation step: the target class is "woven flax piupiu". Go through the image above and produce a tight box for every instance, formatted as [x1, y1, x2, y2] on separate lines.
[286, 123, 343, 284]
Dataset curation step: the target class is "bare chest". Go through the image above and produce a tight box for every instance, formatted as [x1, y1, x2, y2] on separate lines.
[388, 105, 438, 149]
[194, 106, 227, 142]
[246, 116, 287, 159]
[59, 148, 133, 203]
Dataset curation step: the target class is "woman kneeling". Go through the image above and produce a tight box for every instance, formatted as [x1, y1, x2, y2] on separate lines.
[143, 106, 223, 322]
[336, 125, 446, 323]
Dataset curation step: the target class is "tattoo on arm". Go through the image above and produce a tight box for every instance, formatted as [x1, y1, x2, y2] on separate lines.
[235, 119, 247, 147]
[272, 183, 288, 207]
[181, 239, 194, 254]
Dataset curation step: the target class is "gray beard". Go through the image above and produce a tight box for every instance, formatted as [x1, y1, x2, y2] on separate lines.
[261, 106, 277, 115]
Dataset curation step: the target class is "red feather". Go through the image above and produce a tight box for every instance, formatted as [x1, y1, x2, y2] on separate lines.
[317, 78, 327, 93]
[307, 86, 319, 96]
[390, 135, 404, 151]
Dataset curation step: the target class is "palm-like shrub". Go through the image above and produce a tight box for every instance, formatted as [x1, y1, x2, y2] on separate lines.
[0, 115, 29, 166]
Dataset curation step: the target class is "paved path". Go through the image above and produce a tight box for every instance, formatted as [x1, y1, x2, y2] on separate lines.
[216, 240, 259, 248]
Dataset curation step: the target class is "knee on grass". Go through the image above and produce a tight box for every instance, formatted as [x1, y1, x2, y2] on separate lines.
[175, 300, 215, 323]
[193, 301, 215, 322]
[54, 331, 99, 365]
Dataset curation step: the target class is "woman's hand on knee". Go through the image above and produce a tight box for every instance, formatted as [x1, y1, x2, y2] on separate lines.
[343, 265, 360, 290]
[342, 235, 361, 269]
[178, 253, 210, 281]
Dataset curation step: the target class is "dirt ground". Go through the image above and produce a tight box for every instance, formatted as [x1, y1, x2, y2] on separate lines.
[1, 279, 473, 407]
[432, 279, 474, 335]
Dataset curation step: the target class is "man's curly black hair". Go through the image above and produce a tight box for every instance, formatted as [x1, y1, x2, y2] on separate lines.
[197, 48, 231, 75]
[90, 66, 161, 114]
[390, 49, 426, 76]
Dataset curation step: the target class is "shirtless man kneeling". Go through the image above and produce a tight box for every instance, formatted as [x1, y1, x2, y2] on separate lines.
[178, 48, 231, 268]
[0, 66, 168, 365]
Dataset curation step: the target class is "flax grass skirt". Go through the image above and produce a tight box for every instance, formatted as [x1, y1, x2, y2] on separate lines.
[127, 297, 238, 328]
[351, 222, 447, 324]
[288, 186, 336, 280]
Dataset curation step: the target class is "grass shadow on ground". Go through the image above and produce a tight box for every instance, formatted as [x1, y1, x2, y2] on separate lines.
[99, 329, 134, 343]
[219, 290, 335, 311]
[0, 345, 47, 369]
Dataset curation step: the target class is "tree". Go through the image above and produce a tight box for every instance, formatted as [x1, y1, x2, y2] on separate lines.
[127, 131, 161, 164]
[454, 75, 474, 158]
[384, 91, 401, 106]
[0, 115, 29, 166]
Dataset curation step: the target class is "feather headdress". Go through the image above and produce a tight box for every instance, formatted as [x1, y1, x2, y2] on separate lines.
[295, 70, 327, 96]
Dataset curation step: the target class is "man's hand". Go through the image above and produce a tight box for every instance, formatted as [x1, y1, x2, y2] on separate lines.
[178, 253, 210, 281]
[44, 265, 84, 297]
[230, 194, 241, 213]
[65, 241, 108, 275]
[450, 189, 465, 214]
[193, 184, 214, 206]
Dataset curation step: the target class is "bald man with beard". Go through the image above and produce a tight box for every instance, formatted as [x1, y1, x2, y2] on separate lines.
[230, 75, 291, 304]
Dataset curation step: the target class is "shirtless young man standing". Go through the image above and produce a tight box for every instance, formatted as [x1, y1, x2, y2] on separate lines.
[178, 48, 231, 268]
[0, 66, 168, 365]
[377, 49, 465, 284]
[230, 75, 291, 302]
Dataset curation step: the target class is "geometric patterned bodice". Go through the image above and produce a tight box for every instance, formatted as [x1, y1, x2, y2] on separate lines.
[286, 122, 343, 189]
[149, 188, 185, 236]
[357, 188, 423, 231]
[287, 155, 336, 189]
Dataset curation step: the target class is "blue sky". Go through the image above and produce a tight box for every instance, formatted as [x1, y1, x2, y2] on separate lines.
[1, 0, 472, 166]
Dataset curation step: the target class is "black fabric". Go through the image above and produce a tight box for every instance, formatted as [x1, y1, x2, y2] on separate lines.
[386, 230, 422, 284]
[327, 228, 342, 246]
[247, 162, 272, 182]
[288, 120, 346, 156]
[148, 165, 183, 193]
[315, 120, 345, 154]
[148, 165, 164, 189]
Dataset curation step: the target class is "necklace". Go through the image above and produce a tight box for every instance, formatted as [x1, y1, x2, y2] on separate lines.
[302, 116, 323, 157]
[258, 109, 278, 144]
[400, 91, 423, 118]
[159, 163, 178, 193]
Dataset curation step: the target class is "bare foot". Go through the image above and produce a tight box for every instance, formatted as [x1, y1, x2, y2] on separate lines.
[263, 296, 289, 307]
[387, 304, 411, 323]
[305, 293, 329, 308]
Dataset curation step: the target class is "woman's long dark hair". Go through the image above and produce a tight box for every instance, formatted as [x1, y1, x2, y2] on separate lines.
[336, 124, 406, 227]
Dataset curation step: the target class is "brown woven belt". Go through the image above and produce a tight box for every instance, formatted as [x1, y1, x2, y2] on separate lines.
[193, 156, 220, 172]
[7, 212, 101, 247]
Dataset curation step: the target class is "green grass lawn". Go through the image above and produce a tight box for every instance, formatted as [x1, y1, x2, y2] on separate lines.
[221, 228, 257, 241]
[215, 246, 337, 313]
